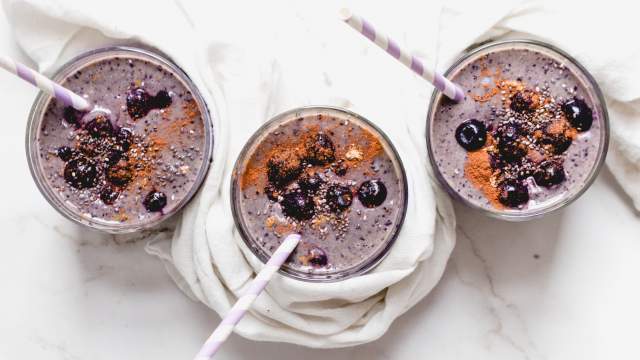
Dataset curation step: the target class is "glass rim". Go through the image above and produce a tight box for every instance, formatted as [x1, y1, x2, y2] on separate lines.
[26, 45, 214, 233]
[230, 105, 409, 282]
[425, 39, 610, 221]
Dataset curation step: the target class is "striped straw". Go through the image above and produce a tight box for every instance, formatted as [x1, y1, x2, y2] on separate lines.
[0, 56, 91, 111]
[339, 8, 465, 102]
[194, 233, 301, 359]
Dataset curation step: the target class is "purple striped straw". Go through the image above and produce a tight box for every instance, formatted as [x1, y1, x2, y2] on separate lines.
[0, 55, 91, 111]
[193, 233, 301, 359]
[339, 8, 465, 102]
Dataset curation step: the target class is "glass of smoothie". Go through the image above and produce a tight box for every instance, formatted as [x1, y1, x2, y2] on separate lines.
[26, 46, 214, 233]
[427, 40, 609, 220]
[231, 106, 407, 281]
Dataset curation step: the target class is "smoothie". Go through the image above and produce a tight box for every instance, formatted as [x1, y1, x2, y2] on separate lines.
[232, 107, 407, 281]
[427, 41, 608, 218]
[28, 47, 212, 231]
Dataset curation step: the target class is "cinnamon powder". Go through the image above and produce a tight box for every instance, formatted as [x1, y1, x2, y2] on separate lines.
[240, 120, 384, 191]
[464, 149, 503, 209]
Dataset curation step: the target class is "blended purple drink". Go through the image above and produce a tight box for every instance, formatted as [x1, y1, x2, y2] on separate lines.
[232, 107, 407, 281]
[427, 41, 608, 219]
[28, 47, 212, 231]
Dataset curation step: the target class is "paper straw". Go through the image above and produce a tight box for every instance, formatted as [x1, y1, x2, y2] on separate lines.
[194, 233, 301, 359]
[0, 55, 91, 111]
[339, 8, 465, 102]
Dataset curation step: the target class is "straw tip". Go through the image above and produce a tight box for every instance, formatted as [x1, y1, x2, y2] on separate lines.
[338, 8, 353, 21]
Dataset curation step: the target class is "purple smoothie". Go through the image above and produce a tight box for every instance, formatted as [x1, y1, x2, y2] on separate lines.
[232, 107, 407, 281]
[428, 41, 607, 218]
[31, 48, 211, 230]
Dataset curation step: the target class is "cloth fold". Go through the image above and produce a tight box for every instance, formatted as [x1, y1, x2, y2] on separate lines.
[4, 0, 639, 349]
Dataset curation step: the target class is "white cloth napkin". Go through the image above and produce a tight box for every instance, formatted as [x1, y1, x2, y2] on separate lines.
[4, 0, 640, 349]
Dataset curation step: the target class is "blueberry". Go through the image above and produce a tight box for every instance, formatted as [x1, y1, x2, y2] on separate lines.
[298, 173, 324, 193]
[562, 98, 593, 132]
[306, 246, 328, 267]
[498, 141, 528, 162]
[510, 91, 535, 113]
[126, 87, 152, 120]
[56, 146, 74, 162]
[106, 160, 133, 186]
[304, 132, 335, 165]
[542, 132, 572, 154]
[63, 106, 84, 127]
[280, 190, 315, 220]
[84, 114, 114, 138]
[495, 123, 527, 161]
[533, 161, 565, 187]
[267, 150, 303, 187]
[357, 180, 387, 208]
[115, 128, 133, 151]
[455, 119, 487, 151]
[143, 190, 167, 212]
[127, 88, 173, 120]
[325, 184, 353, 212]
[105, 149, 125, 165]
[151, 90, 172, 109]
[498, 180, 529, 208]
[496, 122, 519, 142]
[99, 185, 120, 205]
[264, 184, 281, 202]
[63, 157, 99, 189]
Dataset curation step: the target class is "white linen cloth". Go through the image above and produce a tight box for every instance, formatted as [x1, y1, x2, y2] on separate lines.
[3, 0, 639, 348]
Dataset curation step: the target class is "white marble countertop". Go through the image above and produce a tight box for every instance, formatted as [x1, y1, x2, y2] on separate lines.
[1, 6, 639, 360]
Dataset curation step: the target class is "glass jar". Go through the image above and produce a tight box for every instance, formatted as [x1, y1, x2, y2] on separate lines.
[26, 46, 214, 233]
[231, 106, 407, 281]
[426, 40, 609, 221]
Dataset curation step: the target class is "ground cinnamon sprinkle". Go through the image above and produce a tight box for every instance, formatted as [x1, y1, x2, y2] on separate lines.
[112, 101, 203, 214]
[240, 119, 384, 190]
[240, 135, 301, 190]
[547, 118, 568, 135]
[464, 148, 503, 209]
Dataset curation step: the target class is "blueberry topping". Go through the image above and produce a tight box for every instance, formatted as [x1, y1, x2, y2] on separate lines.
[126, 87, 173, 120]
[63, 157, 99, 189]
[510, 91, 535, 113]
[126, 87, 152, 120]
[99, 185, 120, 205]
[498, 180, 529, 208]
[562, 98, 593, 132]
[496, 122, 519, 142]
[151, 90, 172, 109]
[105, 160, 133, 186]
[455, 119, 487, 151]
[357, 180, 387, 208]
[106, 149, 125, 165]
[541, 132, 572, 154]
[143, 190, 167, 212]
[63, 106, 84, 127]
[56, 146, 74, 162]
[84, 114, 114, 138]
[280, 190, 315, 220]
[304, 132, 335, 165]
[306, 246, 328, 267]
[533, 161, 565, 187]
[298, 173, 324, 193]
[267, 150, 303, 187]
[115, 127, 133, 151]
[325, 184, 353, 212]
[264, 184, 281, 202]
[495, 123, 527, 161]
[497, 141, 528, 162]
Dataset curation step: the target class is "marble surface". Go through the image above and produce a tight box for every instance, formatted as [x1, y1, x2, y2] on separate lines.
[1, 6, 640, 360]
